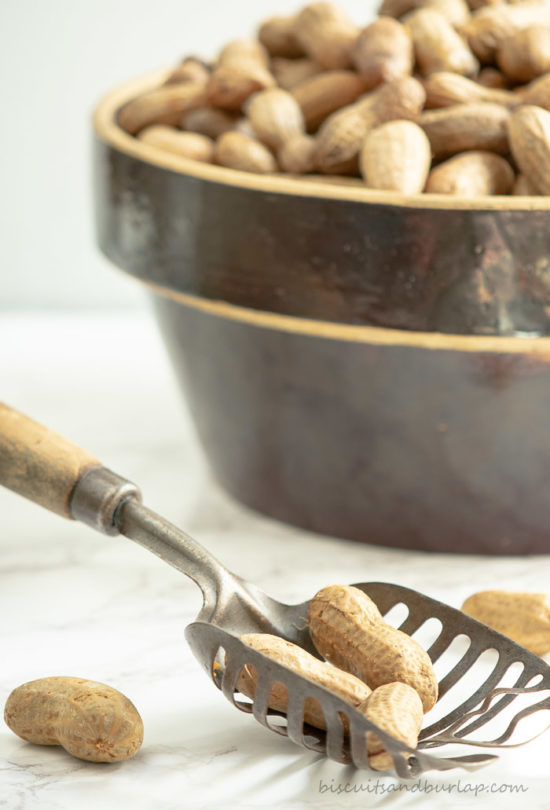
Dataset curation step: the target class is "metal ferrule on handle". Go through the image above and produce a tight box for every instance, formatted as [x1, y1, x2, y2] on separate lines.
[69, 467, 142, 535]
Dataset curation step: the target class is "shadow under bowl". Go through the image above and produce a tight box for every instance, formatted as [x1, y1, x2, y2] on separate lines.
[93, 71, 550, 555]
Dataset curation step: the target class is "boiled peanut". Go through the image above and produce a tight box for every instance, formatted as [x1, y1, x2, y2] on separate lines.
[278, 134, 318, 173]
[521, 73, 550, 112]
[425, 151, 514, 195]
[258, 15, 303, 58]
[508, 104, 550, 195]
[476, 67, 510, 90]
[405, 8, 479, 76]
[215, 131, 278, 173]
[513, 173, 540, 195]
[461, 590, 550, 655]
[352, 18, 414, 90]
[247, 88, 305, 150]
[293, 2, 359, 70]
[4, 677, 143, 763]
[271, 57, 323, 91]
[380, 0, 470, 27]
[291, 70, 368, 132]
[207, 61, 275, 111]
[423, 71, 517, 108]
[182, 107, 239, 139]
[217, 39, 269, 68]
[118, 82, 208, 135]
[238, 633, 371, 730]
[138, 126, 214, 163]
[360, 119, 431, 193]
[357, 682, 423, 770]
[163, 57, 210, 86]
[497, 26, 550, 83]
[463, 4, 550, 64]
[419, 102, 510, 159]
[308, 585, 438, 712]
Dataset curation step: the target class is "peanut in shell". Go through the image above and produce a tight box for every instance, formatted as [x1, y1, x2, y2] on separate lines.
[308, 585, 438, 712]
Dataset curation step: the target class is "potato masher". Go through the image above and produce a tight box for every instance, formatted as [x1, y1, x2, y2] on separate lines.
[2, 402, 550, 780]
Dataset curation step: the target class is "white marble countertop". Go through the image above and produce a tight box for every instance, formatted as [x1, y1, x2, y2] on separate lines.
[1, 311, 550, 809]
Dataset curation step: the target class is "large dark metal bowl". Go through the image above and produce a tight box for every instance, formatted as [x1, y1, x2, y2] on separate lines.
[93, 72, 550, 554]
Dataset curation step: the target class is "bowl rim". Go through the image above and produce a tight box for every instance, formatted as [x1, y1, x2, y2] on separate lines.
[93, 69, 550, 213]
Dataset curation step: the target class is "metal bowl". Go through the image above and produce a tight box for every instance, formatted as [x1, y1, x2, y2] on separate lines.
[93, 72, 550, 554]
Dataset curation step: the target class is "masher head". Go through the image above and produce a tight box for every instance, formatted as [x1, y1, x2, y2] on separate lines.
[185, 582, 550, 778]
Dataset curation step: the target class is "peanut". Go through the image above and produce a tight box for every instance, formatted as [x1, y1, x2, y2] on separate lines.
[352, 18, 414, 90]
[423, 71, 517, 108]
[246, 88, 305, 150]
[476, 66, 510, 90]
[462, 591, 550, 655]
[163, 57, 210, 86]
[360, 120, 431, 193]
[463, 4, 550, 64]
[315, 76, 426, 174]
[291, 70, 368, 132]
[405, 8, 479, 76]
[425, 151, 515, 195]
[308, 585, 438, 712]
[508, 104, 550, 194]
[218, 39, 269, 68]
[497, 26, 550, 83]
[271, 57, 323, 91]
[357, 682, 423, 769]
[380, 0, 471, 27]
[207, 62, 275, 111]
[208, 38, 274, 111]
[521, 73, 550, 111]
[278, 134, 318, 173]
[513, 172, 540, 195]
[462, 590, 550, 656]
[258, 15, 303, 58]
[419, 102, 510, 159]
[138, 126, 214, 163]
[117, 82, 208, 135]
[293, 2, 360, 70]
[182, 107, 239, 139]
[4, 677, 143, 763]
[238, 633, 371, 730]
[215, 131, 278, 173]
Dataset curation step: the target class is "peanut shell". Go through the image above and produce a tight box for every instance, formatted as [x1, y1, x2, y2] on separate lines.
[360, 119, 431, 193]
[293, 2, 359, 70]
[425, 150, 515, 194]
[419, 102, 510, 158]
[508, 104, 550, 194]
[352, 17, 414, 90]
[238, 633, 371, 730]
[4, 677, 143, 763]
[462, 590, 550, 655]
[138, 126, 214, 163]
[291, 70, 368, 132]
[247, 88, 305, 150]
[215, 131, 278, 173]
[308, 585, 438, 712]
[405, 8, 479, 76]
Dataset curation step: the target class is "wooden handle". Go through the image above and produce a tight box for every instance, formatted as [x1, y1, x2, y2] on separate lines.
[0, 403, 100, 518]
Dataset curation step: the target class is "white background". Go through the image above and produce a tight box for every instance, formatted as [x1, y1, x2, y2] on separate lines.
[0, 0, 378, 311]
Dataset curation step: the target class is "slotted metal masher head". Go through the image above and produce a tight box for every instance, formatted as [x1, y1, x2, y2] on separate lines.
[1, 402, 550, 780]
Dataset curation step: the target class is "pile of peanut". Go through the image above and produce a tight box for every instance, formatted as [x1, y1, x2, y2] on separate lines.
[117, 1, 550, 197]
[237, 584, 438, 771]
